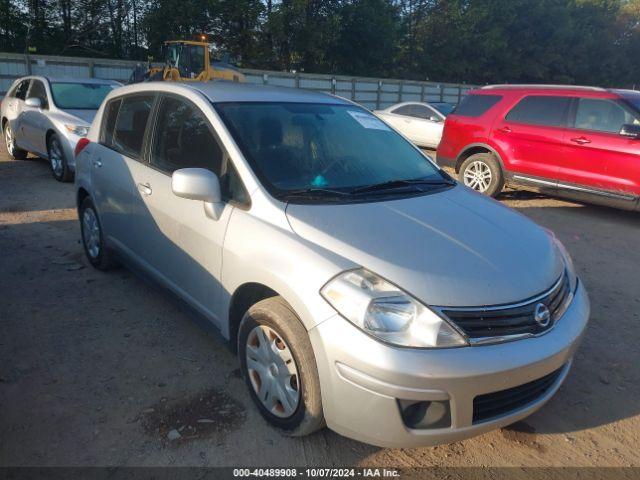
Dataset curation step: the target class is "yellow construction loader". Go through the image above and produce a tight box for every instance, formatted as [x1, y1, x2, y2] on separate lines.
[129, 38, 245, 84]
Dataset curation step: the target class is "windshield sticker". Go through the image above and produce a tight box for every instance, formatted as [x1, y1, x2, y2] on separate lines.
[347, 110, 391, 131]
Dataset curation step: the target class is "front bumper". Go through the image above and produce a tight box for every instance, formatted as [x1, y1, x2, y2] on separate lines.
[309, 281, 589, 448]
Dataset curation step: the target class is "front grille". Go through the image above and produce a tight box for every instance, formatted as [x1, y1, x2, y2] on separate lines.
[472, 367, 563, 424]
[441, 273, 571, 340]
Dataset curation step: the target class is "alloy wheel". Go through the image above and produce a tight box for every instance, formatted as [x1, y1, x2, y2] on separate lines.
[245, 324, 300, 418]
[82, 208, 101, 259]
[49, 137, 64, 177]
[5, 125, 14, 154]
[463, 160, 492, 192]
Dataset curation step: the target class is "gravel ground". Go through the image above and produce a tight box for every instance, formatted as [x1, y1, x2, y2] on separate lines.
[1, 148, 639, 469]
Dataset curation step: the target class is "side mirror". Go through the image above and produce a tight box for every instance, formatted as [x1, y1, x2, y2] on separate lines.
[25, 97, 42, 109]
[428, 115, 442, 123]
[619, 124, 640, 138]
[172, 168, 222, 219]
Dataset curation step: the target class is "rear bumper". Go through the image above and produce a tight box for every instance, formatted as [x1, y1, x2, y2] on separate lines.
[309, 281, 589, 448]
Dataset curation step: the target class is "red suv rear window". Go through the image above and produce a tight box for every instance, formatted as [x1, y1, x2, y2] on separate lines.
[453, 94, 502, 117]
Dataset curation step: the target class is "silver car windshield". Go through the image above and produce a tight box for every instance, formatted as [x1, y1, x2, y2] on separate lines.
[215, 102, 450, 201]
[50, 82, 114, 110]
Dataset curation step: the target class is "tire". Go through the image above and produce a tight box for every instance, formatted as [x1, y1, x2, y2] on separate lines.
[79, 197, 116, 271]
[459, 152, 504, 197]
[238, 297, 325, 436]
[3, 122, 28, 160]
[48, 133, 73, 182]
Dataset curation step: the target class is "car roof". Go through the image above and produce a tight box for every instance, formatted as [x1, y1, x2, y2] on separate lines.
[189, 81, 350, 104]
[46, 77, 121, 85]
[481, 84, 607, 92]
[103, 80, 352, 105]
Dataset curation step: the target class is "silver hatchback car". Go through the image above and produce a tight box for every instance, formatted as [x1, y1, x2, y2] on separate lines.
[75, 81, 589, 448]
[1, 76, 120, 181]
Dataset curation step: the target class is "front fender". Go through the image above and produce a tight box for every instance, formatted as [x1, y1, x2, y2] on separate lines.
[220, 206, 356, 338]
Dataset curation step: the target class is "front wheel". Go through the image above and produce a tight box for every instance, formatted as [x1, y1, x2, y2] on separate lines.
[3, 122, 28, 160]
[48, 133, 73, 182]
[238, 297, 324, 436]
[459, 152, 504, 197]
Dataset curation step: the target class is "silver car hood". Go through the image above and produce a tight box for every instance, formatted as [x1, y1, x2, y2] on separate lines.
[285, 185, 564, 307]
[59, 109, 97, 125]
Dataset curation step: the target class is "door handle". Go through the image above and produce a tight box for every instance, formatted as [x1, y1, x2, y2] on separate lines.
[93, 159, 102, 168]
[497, 126, 512, 133]
[570, 136, 591, 145]
[137, 183, 152, 196]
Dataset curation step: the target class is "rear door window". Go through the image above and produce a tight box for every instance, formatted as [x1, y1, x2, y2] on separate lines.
[573, 98, 640, 133]
[453, 94, 502, 117]
[392, 105, 413, 116]
[111, 95, 155, 160]
[505, 95, 571, 127]
[101, 98, 122, 147]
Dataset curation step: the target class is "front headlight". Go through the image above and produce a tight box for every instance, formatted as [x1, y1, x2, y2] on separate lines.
[320, 269, 467, 348]
[547, 231, 578, 292]
[64, 124, 89, 137]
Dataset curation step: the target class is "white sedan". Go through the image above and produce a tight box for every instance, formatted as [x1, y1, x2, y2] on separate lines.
[374, 102, 453, 149]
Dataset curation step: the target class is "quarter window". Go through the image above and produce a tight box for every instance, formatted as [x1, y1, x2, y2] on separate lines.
[453, 94, 502, 117]
[27, 80, 48, 109]
[505, 95, 571, 127]
[574, 98, 640, 133]
[111, 95, 155, 160]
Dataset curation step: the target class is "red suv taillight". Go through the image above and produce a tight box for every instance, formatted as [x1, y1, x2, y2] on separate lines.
[74, 138, 90, 157]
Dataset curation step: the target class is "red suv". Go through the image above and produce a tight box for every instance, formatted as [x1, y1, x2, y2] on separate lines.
[436, 85, 640, 211]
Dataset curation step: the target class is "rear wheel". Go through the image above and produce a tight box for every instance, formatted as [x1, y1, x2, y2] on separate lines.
[459, 152, 504, 197]
[238, 297, 324, 436]
[79, 197, 116, 270]
[3, 122, 28, 160]
[48, 133, 73, 182]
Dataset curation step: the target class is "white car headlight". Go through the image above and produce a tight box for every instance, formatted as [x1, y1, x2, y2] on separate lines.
[64, 124, 89, 137]
[321, 269, 467, 348]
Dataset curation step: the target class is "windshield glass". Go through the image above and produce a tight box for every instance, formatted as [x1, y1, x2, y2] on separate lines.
[50, 82, 115, 110]
[623, 96, 640, 113]
[215, 102, 448, 201]
[431, 103, 455, 116]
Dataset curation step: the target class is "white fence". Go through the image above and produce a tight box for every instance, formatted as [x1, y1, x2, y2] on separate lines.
[0, 52, 476, 109]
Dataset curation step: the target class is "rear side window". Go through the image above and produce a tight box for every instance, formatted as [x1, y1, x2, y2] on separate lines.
[14, 80, 31, 100]
[453, 94, 502, 117]
[111, 95, 155, 159]
[101, 98, 122, 147]
[506, 95, 571, 127]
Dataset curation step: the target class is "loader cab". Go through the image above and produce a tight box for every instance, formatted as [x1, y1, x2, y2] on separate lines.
[163, 41, 207, 79]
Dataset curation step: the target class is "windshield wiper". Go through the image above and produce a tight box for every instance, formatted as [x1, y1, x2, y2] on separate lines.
[278, 187, 353, 200]
[350, 178, 455, 195]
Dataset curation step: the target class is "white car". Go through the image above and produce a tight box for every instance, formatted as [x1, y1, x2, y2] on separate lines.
[374, 102, 452, 149]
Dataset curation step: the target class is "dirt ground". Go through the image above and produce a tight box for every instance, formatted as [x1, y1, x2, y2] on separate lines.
[1, 147, 639, 469]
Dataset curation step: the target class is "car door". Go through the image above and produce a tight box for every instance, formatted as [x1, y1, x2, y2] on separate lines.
[131, 93, 238, 321]
[7, 79, 31, 148]
[20, 79, 50, 155]
[409, 104, 444, 147]
[560, 97, 640, 199]
[378, 104, 414, 138]
[92, 94, 156, 253]
[492, 95, 571, 187]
